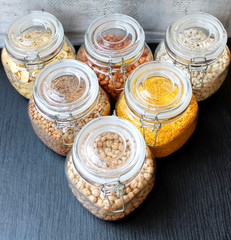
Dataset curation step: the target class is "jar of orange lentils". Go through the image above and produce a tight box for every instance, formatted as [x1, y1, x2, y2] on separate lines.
[116, 62, 198, 158]
[77, 14, 153, 102]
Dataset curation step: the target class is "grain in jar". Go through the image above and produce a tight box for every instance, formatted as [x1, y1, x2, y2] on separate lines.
[77, 14, 153, 102]
[154, 13, 230, 101]
[65, 116, 155, 220]
[116, 61, 198, 158]
[28, 59, 110, 155]
[2, 11, 75, 99]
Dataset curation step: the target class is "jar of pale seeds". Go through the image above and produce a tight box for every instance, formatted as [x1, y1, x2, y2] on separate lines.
[154, 12, 230, 101]
[28, 59, 110, 155]
[77, 14, 153, 102]
[65, 116, 155, 220]
[2, 11, 75, 99]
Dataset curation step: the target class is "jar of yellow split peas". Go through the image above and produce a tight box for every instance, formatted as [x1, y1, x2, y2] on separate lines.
[77, 14, 153, 102]
[116, 61, 198, 158]
[2, 11, 75, 99]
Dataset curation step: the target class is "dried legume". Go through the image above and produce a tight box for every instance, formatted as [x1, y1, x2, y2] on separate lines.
[28, 74, 110, 155]
[116, 75, 198, 158]
[77, 34, 153, 102]
[155, 29, 230, 101]
[66, 139, 155, 220]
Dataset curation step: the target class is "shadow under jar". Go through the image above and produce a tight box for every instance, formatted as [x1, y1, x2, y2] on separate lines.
[154, 12, 230, 101]
[77, 14, 153, 103]
[65, 116, 156, 220]
[2, 11, 75, 99]
[28, 59, 110, 156]
[116, 61, 198, 158]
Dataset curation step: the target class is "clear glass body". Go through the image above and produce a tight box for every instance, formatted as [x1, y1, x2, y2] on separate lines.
[116, 94, 198, 158]
[155, 42, 230, 101]
[28, 88, 110, 155]
[115, 61, 199, 158]
[2, 37, 75, 99]
[154, 12, 231, 102]
[76, 14, 153, 102]
[77, 43, 152, 102]
[65, 146, 155, 220]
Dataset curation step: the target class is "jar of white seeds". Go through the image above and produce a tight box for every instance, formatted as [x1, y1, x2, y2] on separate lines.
[28, 59, 110, 156]
[154, 12, 230, 101]
[65, 116, 155, 220]
[2, 11, 75, 99]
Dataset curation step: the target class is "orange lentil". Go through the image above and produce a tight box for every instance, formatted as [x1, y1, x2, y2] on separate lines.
[116, 76, 198, 158]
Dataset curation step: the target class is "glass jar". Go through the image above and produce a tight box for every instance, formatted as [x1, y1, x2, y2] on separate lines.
[2, 11, 76, 99]
[77, 14, 153, 102]
[154, 12, 230, 101]
[28, 59, 110, 156]
[65, 115, 155, 220]
[116, 61, 198, 158]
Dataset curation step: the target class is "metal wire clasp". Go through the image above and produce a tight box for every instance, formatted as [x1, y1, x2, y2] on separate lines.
[188, 57, 208, 90]
[140, 112, 161, 147]
[24, 54, 45, 83]
[101, 181, 125, 213]
[54, 114, 78, 146]
[107, 57, 127, 91]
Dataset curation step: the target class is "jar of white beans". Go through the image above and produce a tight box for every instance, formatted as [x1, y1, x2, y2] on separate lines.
[154, 12, 230, 101]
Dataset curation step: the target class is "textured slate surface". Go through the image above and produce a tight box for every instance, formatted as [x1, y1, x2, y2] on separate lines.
[0, 44, 231, 240]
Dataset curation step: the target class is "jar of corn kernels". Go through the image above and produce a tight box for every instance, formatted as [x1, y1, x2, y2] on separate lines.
[154, 12, 230, 101]
[65, 115, 155, 220]
[77, 14, 153, 102]
[2, 11, 75, 99]
[28, 59, 110, 156]
[116, 61, 198, 158]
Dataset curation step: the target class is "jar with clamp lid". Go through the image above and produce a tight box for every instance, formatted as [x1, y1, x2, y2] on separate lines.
[154, 12, 230, 101]
[28, 59, 110, 155]
[77, 14, 153, 102]
[2, 10, 75, 99]
[65, 115, 155, 220]
[116, 61, 198, 158]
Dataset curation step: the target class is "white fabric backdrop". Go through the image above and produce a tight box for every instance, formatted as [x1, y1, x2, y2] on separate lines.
[0, 0, 231, 47]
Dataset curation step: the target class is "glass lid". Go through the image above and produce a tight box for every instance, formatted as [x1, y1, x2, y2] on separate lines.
[5, 11, 64, 62]
[165, 12, 227, 65]
[84, 14, 145, 65]
[34, 59, 99, 120]
[72, 116, 146, 186]
[125, 61, 192, 122]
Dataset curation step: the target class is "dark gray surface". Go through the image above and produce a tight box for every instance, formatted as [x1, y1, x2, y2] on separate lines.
[0, 44, 231, 240]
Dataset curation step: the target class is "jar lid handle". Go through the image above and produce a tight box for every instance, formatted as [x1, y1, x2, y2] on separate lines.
[140, 111, 161, 147]
[188, 57, 208, 90]
[54, 113, 78, 146]
[107, 57, 127, 91]
[101, 180, 125, 213]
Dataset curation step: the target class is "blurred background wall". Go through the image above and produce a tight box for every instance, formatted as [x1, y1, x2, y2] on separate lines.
[0, 0, 231, 47]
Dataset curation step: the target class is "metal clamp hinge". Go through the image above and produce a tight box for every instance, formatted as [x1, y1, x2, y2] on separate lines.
[107, 57, 127, 91]
[54, 114, 78, 146]
[189, 57, 208, 90]
[24, 54, 45, 83]
[140, 112, 161, 147]
[101, 181, 125, 213]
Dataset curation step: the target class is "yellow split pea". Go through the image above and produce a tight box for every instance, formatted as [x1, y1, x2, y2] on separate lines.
[116, 76, 198, 158]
